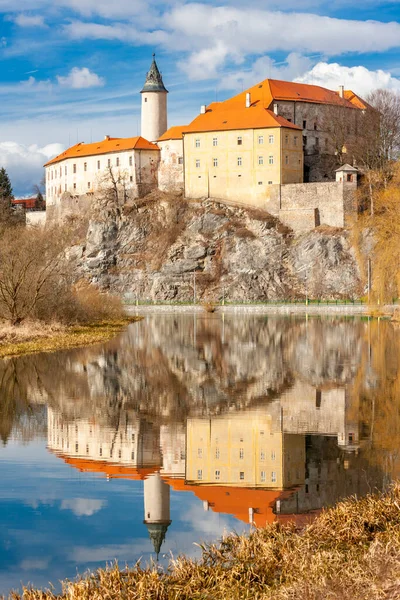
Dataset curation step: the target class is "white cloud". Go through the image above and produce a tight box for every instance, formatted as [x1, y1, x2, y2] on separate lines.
[60, 497, 106, 517]
[57, 67, 105, 89]
[20, 558, 50, 571]
[14, 13, 47, 27]
[295, 62, 400, 96]
[0, 141, 64, 196]
[219, 53, 314, 91]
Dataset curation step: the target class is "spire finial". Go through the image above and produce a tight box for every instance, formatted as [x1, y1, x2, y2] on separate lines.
[152, 52, 155, 58]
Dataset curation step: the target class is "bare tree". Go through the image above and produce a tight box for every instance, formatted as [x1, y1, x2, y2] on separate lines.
[0, 226, 67, 325]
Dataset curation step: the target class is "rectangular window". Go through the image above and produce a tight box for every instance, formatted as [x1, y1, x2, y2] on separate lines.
[303, 120, 307, 129]
[86, 444, 89, 454]
[73, 164, 76, 174]
[237, 156, 242, 166]
[129, 156, 133, 166]
[213, 158, 218, 167]
[260, 451, 265, 461]
[99, 447, 102, 457]
[97, 160, 100, 170]
[178, 157, 183, 165]
[240, 471, 245, 480]
[59, 167, 62, 177]
[75, 443, 78, 452]
[271, 471, 277, 483]
[131, 451, 135, 460]
[314, 122, 318, 130]
[258, 135, 264, 144]
[116, 157, 120, 167]
[258, 156, 264, 165]
[239, 448, 244, 459]
[269, 155, 274, 165]
[65, 166, 67, 175]
[269, 134, 274, 144]
[84, 162, 87, 172]
[303, 136, 307, 147]
[215, 470, 220, 480]
[130, 176, 133, 182]
[132, 433, 135, 442]
[237, 136, 242, 145]
[215, 448, 220, 459]
[285, 155, 289, 165]
[198, 448, 203, 458]
[108, 158, 111, 167]
[196, 159, 200, 168]
[285, 134, 289, 144]
[294, 136, 298, 146]
[195, 138, 200, 148]
[261, 471, 266, 482]
[197, 469, 203, 480]
[212, 137, 218, 146]
[258, 181, 263, 185]
[88, 182, 91, 189]
[271, 450, 276, 460]
[73, 183, 76, 190]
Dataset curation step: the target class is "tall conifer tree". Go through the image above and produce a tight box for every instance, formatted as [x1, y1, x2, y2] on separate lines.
[0, 168, 14, 205]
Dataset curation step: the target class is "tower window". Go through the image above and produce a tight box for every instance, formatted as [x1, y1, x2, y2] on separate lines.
[144, 98, 147, 102]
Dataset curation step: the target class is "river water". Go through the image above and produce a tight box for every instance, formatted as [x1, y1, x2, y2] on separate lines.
[0, 314, 398, 595]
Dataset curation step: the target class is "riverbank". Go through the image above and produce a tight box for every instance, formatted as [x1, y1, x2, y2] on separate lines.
[9, 485, 400, 600]
[0, 318, 140, 359]
[126, 302, 396, 316]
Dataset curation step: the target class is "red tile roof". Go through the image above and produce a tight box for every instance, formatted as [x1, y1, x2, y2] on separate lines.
[184, 106, 301, 134]
[44, 136, 159, 167]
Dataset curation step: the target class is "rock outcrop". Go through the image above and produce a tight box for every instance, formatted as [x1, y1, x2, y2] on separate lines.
[70, 192, 362, 302]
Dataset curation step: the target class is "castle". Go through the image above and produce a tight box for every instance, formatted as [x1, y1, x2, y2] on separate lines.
[44, 55, 366, 231]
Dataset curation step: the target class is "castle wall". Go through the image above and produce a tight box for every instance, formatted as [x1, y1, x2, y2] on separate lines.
[158, 139, 184, 192]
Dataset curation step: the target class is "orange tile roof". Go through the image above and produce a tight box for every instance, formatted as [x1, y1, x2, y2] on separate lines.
[184, 105, 301, 134]
[163, 476, 294, 528]
[44, 136, 159, 167]
[224, 79, 359, 110]
[158, 125, 190, 141]
[343, 90, 370, 110]
[52, 452, 160, 480]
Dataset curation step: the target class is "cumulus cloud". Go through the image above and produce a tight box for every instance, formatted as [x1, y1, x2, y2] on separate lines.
[57, 67, 105, 89]
[14, 13, 47, 27]
[295, 62, 400, 96]
[60, 498, 106, 517]
[0, 141, 64, 196]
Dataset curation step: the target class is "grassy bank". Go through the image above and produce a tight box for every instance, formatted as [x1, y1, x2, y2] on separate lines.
[0, 318, 140, 359]
[8, 485, 400, 600]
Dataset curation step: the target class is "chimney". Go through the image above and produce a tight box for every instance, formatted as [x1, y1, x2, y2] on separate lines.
[338, 85, 344, 98]
[104, 135, 110, 140]
[245, 92, 251, 108]
[200, 105, 206, 114]
[273, 103, 279, 115]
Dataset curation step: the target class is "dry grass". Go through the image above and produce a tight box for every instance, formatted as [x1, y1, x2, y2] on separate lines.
[6, 485, 400, 600]
[0, 318, 140, 358]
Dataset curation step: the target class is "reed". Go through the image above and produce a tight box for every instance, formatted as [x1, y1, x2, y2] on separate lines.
[6, 484, 400, 600]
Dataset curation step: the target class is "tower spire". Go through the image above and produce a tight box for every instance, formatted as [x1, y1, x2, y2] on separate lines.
[141, 54, 168, 94]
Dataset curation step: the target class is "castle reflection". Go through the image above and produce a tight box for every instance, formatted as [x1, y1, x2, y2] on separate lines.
[47, 382, 382, 556]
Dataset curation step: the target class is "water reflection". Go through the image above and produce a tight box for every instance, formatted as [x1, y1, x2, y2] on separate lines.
[1, 314, 399, 590]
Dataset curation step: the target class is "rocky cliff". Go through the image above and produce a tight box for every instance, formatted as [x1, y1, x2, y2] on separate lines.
[69, 192, 362, 301]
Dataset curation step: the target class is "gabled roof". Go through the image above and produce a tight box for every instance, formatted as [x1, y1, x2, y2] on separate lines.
[44, 136, 159, 167]
[157, 125, 190, 141]
[335, 163, 358, 172]
[184, 105, 301, 134]
[343, 90, 371, 110]
[53, 452, 160, 480]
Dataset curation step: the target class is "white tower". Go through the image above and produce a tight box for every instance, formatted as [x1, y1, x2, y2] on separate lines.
[140, 54, 168, 142]
[143, 472, 172, 559]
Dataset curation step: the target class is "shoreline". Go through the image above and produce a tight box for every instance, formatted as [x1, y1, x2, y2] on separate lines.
[0, 318, 140, 359]
[126, 303, 396, 316]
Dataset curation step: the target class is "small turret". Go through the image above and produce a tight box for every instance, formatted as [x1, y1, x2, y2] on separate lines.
[140, 54, 168, 142]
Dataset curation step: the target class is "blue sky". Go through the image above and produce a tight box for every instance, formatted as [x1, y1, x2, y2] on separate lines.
[0, 0, 399, 195]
